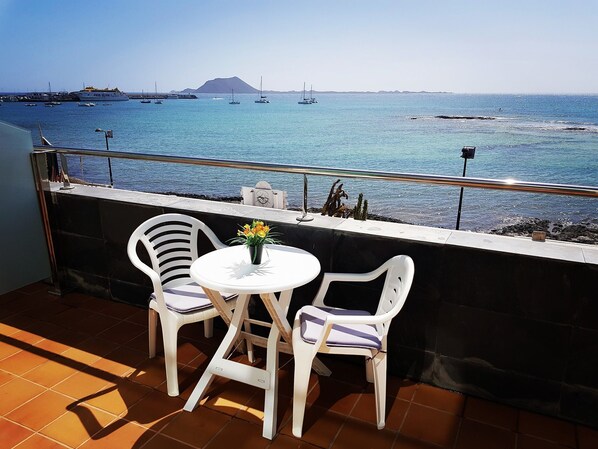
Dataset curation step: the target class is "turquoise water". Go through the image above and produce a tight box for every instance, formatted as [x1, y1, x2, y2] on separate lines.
[1, 93, 597, 230]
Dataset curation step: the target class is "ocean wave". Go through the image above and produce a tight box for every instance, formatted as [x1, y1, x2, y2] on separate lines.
[408, 115, 598, 133]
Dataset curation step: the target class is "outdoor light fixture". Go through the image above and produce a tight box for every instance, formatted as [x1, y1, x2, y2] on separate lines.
[95, 128, 114, 186]
[455, 146, 476, 230]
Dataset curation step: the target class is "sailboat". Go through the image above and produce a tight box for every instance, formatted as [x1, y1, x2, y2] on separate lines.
[298, 82, 311, 104]
[254, 76, 269, 103]
[309, 84, 317, 103]
[229, 89, 240, 105]
[140, 89, 151, 103]
[44, 82, 62, 106]
[154, 82, 162, 104]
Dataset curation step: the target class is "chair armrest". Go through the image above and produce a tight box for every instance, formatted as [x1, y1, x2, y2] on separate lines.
[127, 238, 164, 297]
[312, 264, 391, 307]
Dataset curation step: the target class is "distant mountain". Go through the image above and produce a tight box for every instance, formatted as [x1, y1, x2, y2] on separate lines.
[183, 77, 258, 94]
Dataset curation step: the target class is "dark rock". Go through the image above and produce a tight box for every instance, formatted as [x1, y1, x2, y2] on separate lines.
[435, 115, 495, 120]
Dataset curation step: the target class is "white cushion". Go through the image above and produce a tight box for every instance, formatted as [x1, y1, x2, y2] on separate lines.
[151, 282, 235, 313]
[299, 306, 382, 349]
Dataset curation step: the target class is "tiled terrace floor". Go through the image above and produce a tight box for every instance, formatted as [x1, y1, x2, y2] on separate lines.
[1, 283, 597, 449]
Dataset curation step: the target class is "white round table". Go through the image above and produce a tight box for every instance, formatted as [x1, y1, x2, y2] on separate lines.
[183, 244, 325, 440]
[189, 244, 321, 294]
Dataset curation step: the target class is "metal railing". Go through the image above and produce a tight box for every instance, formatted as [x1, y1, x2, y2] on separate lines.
[31, 145, 597, 295]
[33, 146, 598, 198]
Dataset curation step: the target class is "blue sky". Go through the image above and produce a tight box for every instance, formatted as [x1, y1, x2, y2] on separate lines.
[1, 0, 597, 93]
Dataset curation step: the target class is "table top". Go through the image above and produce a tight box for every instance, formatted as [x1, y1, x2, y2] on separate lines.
[190, 244, 321, 294]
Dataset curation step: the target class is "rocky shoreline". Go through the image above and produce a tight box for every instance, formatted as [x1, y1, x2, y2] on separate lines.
[158, 192, 598, 245]
[488, 218, 598, 245]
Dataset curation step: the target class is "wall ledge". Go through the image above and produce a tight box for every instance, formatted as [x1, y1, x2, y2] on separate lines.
[50, 183, 598, 266]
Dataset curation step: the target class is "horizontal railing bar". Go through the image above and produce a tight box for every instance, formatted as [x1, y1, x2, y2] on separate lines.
[34, 146, 598, 198]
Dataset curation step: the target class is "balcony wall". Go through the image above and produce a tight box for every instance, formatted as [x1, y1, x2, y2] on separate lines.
[46, 184, 598, 428]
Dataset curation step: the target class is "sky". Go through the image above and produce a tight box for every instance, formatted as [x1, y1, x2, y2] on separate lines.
[0, 0, 597, 94]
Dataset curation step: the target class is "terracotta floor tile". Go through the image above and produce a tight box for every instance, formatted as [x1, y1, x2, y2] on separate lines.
[387, 377, 419, 402]
[0, 348, 50, 375]
[7, 390, 73, 431]
[0, 377, 46, 415]
[392, 434, 442, 449]
[204, 417, 268, 449]
[0, 340, 20, 360]
[519, 411, 576, 447]
[517, 434, 570, 449]
[350, 386, 410, 431]
[40, 403, 117, 448]
[161, 407, 231, 448]
[266, 433, 322, 449]
[0, 416, 34, 447]
[158, 364, 203, 400]
[94, 300, 140, 321]
[68, 312, 121, 337]
[0, 369, 14, 386]
[175, 339, 209, 366]
[401, 403, 460, 448]
[306, 375, 363, 415]
[122, 331, 152, 353]
[77, 419, 155, 449]
[455, 418, 516, 449]
[125, 309, 148, 326]
[12, 328, 50, 346]
[97, 321, 146, 345]
[332, 417, 396, 449]
[52, 371, 115, 400]
[34, 336, 74, 356]
[235, 386, 286, 425]
[140, 433, 197, 449]
[204, 379, 259, 416]
[0, 320, 23, 336]
[316, 356, 370, 388]
[126, 357, 167, 389]
[124, 390, 184, 430]
[464, 397, 518, 431]
[89, 346, 147, 378]
[83, 379, 151, 416]
[578, 425, 598, 449]
[23, 360, 78, 388]
[412, 384, 466, 416]
[12, 433, 67, 449]
[280, 405, 347, 448]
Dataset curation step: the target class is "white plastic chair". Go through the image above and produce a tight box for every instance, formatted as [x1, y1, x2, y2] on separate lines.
[291, 255, 415, 437]
[127, 213, 237, 397]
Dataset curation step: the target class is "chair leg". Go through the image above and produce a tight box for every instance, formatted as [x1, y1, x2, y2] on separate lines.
[148, 309, 158, 358]
[292, 343, 315, 438]
[371, 352, 387, 430]
[365, 356, 374, 383]
[162, 322, 180, 397]
[204, 318, 213, 338]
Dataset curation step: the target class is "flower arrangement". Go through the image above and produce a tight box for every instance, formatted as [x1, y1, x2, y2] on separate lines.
[229, 220, 281, 264]
[229, 220, 281, 247]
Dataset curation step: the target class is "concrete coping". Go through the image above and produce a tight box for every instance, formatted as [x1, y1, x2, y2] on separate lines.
[50, 183, 598, 266]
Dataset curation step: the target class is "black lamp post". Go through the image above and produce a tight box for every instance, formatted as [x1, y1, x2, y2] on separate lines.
[95, 128, 114, 186]
[455, 146, 476, 230]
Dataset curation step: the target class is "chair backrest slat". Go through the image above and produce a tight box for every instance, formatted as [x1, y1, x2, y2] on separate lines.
[128, 213, 226, 293]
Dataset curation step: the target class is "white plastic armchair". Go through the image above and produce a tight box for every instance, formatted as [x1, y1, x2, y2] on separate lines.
[127, 213, 237, 397]
[291, 255, 415, 437]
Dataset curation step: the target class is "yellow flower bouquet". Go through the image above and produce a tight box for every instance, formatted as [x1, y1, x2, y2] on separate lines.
[229, 219, 281, 264]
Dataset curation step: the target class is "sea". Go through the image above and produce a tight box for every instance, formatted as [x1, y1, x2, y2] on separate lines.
[1, 93, 597, 231]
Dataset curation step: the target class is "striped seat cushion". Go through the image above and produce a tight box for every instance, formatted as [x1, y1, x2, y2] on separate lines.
[151, 282, 236, 313]
[299, 306, 382, 350]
